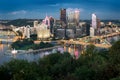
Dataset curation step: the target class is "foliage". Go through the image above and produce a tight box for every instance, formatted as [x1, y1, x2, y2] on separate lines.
[11, 39, 54, 50]
[1, 40, 120, 80]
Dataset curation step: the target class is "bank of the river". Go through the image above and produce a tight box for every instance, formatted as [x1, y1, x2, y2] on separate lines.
[11, 39, 54, 50]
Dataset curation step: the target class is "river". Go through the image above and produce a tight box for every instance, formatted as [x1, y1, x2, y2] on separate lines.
[0, 31, 120, 65]
[0, 32, 65, 65]
[0, 42, 65, 65]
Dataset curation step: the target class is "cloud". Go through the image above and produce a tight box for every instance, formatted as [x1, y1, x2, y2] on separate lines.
[10, 10, 27, 15]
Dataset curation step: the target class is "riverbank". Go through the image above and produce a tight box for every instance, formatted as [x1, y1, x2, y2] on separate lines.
[5, 45, 64, 55]
[11, 39, 54, 50]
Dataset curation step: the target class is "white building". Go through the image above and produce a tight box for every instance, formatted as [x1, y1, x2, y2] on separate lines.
[92, 14, 97, 29]
[24, 25, 30, 38]
[74, 9, 80, 25]
[36, 23, 50, 39]
[90, 27, 95, 37]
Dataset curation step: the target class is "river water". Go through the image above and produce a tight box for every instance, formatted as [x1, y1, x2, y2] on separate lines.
[0, 33, 65, 65]
[0, 42, 65, 65]
[0, 33, 120, 65]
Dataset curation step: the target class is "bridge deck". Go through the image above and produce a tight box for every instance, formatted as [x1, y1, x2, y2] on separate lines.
[60, 32, 120, 49]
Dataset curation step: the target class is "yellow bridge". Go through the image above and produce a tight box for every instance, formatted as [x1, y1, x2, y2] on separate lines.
[60, 32, 120, 49]
[0, 36, 21, 43]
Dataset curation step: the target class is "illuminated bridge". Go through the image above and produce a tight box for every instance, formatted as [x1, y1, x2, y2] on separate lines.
[0, 36, 20, 43]
[60, 39, 111, 49]
[60, 32, 120, 49]
[0, 30, 18, 36]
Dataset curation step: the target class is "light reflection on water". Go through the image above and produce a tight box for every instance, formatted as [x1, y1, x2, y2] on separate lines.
[0, 31, 65, 65]
[0, 44, 12, 65]
[0, 43, 64, 65]
[0, 35, 119, 65]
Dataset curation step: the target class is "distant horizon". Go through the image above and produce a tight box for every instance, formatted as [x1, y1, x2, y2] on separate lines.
[0, 18, 120, 21]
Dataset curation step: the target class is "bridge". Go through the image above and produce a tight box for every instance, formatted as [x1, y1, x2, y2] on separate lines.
[0, 30, 18, 36]
[60, 32, 120, 49]
[0, 36, 21, 43]
[100, 32, 120, 39]
[60, 39, 111, 49]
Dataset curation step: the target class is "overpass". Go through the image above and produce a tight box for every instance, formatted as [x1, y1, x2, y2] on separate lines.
[59, 32, 120, 49]
[0, 36, 21, 43]
[0, 30, 18, 36]
[60, 40, 111, 49]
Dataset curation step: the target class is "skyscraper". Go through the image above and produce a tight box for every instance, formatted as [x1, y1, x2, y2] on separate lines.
[60, 8, 66, 26]
[97, 18, 101, 35]
[92, 14, 97, 29]
[49, 16, 54, 34]
[66, 8, 74, 23]
[66, 8, 80, 28]
[60, 8, 67, 39]
[44, 15, 50, 28]
[86, 23, 90, 36]
[74, 9, 80, 26]
[91, 13, 101, 36]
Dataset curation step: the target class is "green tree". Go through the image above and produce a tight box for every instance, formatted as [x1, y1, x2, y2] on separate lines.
[109, 40, 120, 64]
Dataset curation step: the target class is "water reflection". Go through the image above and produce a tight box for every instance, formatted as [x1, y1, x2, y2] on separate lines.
[0, 34, 120, 65]
[0, 43, 65, 65]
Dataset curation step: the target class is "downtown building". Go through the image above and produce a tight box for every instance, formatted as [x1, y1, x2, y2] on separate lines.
[35, 15, 54, 40]
[66, 8, 80, 38]
[90, 13, 101, 37]
[66, 8, 80, 28]
[57, 8, 81, 39]
[60, 8, 67, 28]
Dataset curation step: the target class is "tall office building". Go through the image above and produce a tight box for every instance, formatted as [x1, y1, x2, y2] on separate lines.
[91, 13, 101, 36]
[66, 8, 74, 23]
[44, 15, 50, 28]
[66, 8, 80, 28]
[50, 16, 54, 34]
[92, 14, 97, 29]
[60, 8, 67, 38]
[86, 23, 90, 36]
[97, 18, 101, 35]
[34, 21, 38, 28]
[42, 15, 54, 34]
[60, 8, 66, 26]
[74, 9, 80, 26]
[90, 14, 97, 36]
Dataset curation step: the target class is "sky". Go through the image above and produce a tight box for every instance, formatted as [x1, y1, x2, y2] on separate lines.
[0, 0, 120, 20]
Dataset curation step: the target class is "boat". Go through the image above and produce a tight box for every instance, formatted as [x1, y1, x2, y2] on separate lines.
[11, 49, 18, 54]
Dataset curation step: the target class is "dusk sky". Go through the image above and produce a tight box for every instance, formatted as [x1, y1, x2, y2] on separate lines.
[0, 0, 120, 20]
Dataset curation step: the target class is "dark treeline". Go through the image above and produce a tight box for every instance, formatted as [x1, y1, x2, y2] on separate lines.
[1, 19, 43, 27]
[1, 40, 120, 80]
[1, 19, 120, 27]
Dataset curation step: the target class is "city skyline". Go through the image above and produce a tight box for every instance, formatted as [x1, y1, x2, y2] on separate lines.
[0, 0, 120, 20]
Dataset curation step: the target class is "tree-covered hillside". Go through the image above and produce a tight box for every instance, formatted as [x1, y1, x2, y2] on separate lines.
[1, 19, 42, 27]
